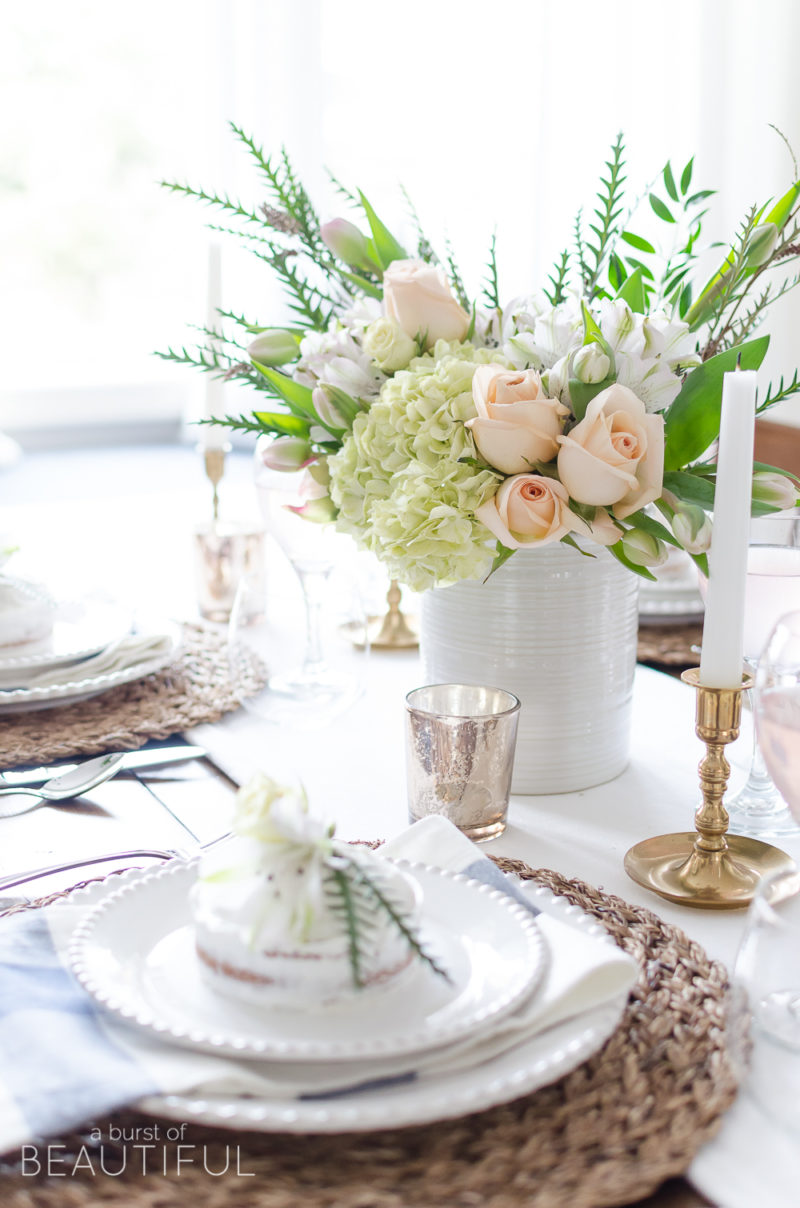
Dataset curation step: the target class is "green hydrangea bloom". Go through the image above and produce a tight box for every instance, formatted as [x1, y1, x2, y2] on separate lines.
[328, 342, 504, 591]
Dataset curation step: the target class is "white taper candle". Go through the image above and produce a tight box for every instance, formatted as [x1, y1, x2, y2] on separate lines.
[203, 242, 226, 450]
[698, 368, 757, 687]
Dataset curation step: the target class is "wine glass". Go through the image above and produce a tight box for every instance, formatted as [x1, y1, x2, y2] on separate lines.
[731, 865, 800, 1136]
[754, 609, 800, 823]
[697, 518, 800, 836]
[228, 451, 368, 729]
[724, 545, 800, 837]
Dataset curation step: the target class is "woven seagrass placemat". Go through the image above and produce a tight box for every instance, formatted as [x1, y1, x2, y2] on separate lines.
[0, 623, 264, 768]
[637, 621, 703, 668]
[0, 856, 737, 1208]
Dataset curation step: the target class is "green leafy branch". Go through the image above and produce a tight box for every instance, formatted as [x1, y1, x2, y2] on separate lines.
[543, 249, 570, 307]
[400, 184, 439, 264]
[159, 180, 265, 227]
[758, 368, 800, 413]
[579, 132, 626, 299]
[444, 237, 470, 311]
[482, 230, 500, 310]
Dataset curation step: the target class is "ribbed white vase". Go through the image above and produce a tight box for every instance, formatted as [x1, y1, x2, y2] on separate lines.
[420, 545, 639, 794]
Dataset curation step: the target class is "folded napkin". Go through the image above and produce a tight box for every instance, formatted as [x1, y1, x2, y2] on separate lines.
[0, 634, 175, 692]
[0, 816, 637, 1153]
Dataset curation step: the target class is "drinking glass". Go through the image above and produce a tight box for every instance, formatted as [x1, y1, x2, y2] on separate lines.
[732, 866, 800, 1135]
[699, 528, 800, 837]
[727, 545, 800, 836]
[227, 454, 367, 728]
[405, 683, 521, 842]
[754, 609, 800, 823]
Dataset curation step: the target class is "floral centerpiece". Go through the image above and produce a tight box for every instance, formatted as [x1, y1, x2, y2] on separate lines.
[160, 128, 800, 792]
[161, 126, 799, 589]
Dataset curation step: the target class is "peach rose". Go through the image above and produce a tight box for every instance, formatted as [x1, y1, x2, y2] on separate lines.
[475, 474, 574, 549]
[383, 259, 469, 347]
[569, 506, 623, 547]
[465, 365, 569, 474]
[556, 384, 664, 519]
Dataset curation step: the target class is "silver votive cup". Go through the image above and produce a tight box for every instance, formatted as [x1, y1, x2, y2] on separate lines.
[405, 683, 521, 842]
[194, 522, 266, 625]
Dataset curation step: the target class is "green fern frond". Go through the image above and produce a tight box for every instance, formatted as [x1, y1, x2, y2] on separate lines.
[758, 369, 800, 413]
[327, 867, 365, 987]
[582, 133, 627, 299]
[444, 238, 470, 311]
[159, 181, 264, 227]
[326, 168, 360, 208]
[482, 230, 500, 310]
[543, 249, 570, 306]
[399, 184, 439, 264]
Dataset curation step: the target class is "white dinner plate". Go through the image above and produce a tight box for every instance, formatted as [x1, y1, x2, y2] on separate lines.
[0, 634, 178, 714]
[69, 858, 547, 1063]
[135, 882, 627, 1134]
[0, 593, 133, 673]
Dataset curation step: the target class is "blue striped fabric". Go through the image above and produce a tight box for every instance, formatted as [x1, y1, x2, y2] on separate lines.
[0, 912, 157, 1140]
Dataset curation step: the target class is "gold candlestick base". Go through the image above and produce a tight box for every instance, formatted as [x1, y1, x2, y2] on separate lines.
[625, 667, 795, 910]
[350, 580, 419, 650]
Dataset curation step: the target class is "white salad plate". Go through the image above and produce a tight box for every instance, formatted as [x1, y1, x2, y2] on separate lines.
[69, 858, 547, 1063]
[0, 592, 133, 674]
[0, 637, 178, 714]
[137, 882, 626, 1134]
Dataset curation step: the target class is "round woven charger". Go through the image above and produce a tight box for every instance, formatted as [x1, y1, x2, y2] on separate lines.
[0, 857, 737, 1208]
[0, 623, 264, 768]
[637, 622, 703, 668]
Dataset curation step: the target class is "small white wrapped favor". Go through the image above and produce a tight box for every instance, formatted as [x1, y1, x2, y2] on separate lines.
[190, 774, 434, 1009]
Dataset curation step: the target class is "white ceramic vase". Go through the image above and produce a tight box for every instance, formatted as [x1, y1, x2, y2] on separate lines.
[420, 544, 639, 794]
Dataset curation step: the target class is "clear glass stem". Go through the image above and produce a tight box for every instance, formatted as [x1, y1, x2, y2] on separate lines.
[742, 686, 775, 794]
[295, 566, 331, 679]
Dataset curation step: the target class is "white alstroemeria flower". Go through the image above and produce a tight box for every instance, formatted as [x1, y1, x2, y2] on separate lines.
[541, 353, 571, 402]
[531, 299, 584, 367]
[597, 298, 639, 355]
[341, 296, 383, 331]
[615, 351, 684, 412]
[500, 294, 545, 340]
[295, 328, 385, 398]
[504, 330, 543, 369]
[640, 314, 701, 369]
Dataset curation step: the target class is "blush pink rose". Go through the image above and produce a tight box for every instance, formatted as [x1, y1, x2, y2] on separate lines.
[465, 365, 569, 474]
[383, 259, 469, 347]
[475, 474, 574, 549]
[569, 506, 624, 547]
[556, 384, 664, 519]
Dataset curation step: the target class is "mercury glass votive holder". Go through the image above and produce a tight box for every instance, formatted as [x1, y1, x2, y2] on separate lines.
[194, 522, 266, 625]
[405, 683, 521, 842]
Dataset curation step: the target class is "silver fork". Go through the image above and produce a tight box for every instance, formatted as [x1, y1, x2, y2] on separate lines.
[0, 833, 231, 894]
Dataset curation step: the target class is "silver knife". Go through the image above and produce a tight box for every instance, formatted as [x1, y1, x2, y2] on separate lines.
[0, 745, 207, 787]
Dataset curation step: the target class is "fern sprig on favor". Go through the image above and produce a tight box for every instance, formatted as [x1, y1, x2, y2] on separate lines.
[324, 853, 450, 988]
[328, 866, 365, 987]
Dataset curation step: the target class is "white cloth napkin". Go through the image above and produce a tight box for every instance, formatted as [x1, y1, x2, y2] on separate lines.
[0, 816, 636, 1152]
[0, 633, 175, 691]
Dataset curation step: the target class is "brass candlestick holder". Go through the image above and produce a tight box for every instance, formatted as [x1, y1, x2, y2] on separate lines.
[625, 667, 794, 909]
[368, 580, 418, 650]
